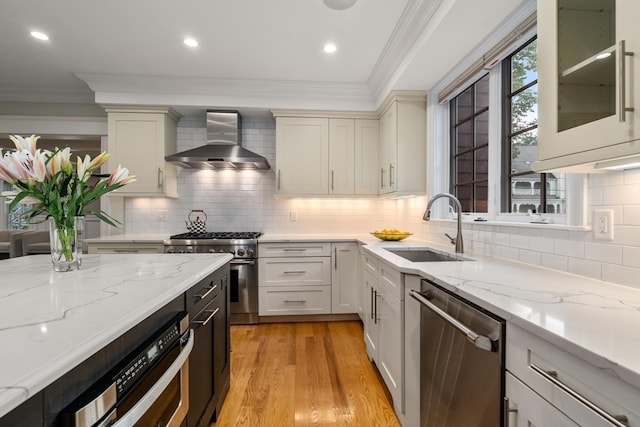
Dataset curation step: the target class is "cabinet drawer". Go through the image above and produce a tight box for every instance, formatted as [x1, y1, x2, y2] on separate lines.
[507, 324, 640, 427]
[258, 286, 331, 315]
[361, 252, 379, 276]
[506, 372, 578, 427]
[259, 242, 331, 257]
[379, 260, 401, 299]
[186, 273, 220, 315]
[258, 257, 331, 286]
[87, 243, 164, 254]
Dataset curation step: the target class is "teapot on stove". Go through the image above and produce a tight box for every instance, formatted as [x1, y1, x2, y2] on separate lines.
[185, 209, 207, 233]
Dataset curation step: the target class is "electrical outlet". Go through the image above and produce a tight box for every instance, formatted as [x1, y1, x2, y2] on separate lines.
[157, 210, 167, 222]
[593, 209, 614, 240]
[290, 210, 298, 222]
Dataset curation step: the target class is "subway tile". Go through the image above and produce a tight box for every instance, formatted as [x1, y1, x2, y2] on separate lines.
[603, 185, 640, 205]
[518, 249, 541, 265]
[540, 253, 568, 271]
[530, 236, 554, 253]
[602, 263, 640, 289]
[509, 234, 530, 249]
[554, 239, 585, 258]
[567, 257, 601, 280]
[584, 242, 623, 264]
[622, 246, 640, 268]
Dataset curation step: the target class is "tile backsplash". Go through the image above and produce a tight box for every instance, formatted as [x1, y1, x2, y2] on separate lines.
[124, 114, 640, 289]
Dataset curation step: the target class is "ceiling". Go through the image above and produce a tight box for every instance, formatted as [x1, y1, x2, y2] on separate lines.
[0, 0, 529, 117]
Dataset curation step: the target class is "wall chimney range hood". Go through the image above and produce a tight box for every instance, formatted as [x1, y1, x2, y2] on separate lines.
[165, 110, 270, 170]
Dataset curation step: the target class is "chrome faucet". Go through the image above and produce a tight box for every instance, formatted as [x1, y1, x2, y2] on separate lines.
[423, 193, 464, 253]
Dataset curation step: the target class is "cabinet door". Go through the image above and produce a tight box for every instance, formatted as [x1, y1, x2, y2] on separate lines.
[506, 372, 579, 427]
[379, 102, 397, 194]
[377, 284, 402, 411]
[107, 111, 178, 197]
[537, 0, 640, 169]
[328, 119, 355, 195]
[331, 242, 358, 314]
[363, 269, 379, 361]
[188, 299, 215, 427]
[212, 274, 229, 414]
[276, 117, 329, 195]
[354, 119, 379, 195]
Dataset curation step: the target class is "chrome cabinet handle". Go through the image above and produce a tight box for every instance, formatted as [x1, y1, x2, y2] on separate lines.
[619, 40, 635, 123]
[284, 299, 307, 303]
[283, 270, 307, 274]
[334, 247, 337, 269]
[374, 290, 380, 323]
[530, 363, 628, 426]
[389, 163, 394, 186]
[370, 287, 374, 320]
[277, 169, 281, 191]
[193, 307, 220, 327]
[409, 290, 497, 352]
[157, 167, 163, 189]
[503, 397, 518, 427]
[283, 248, 306, 252]
[380, 168, 385, 188]
[331, 170, 334, 191]
[195, 283, 217, 300]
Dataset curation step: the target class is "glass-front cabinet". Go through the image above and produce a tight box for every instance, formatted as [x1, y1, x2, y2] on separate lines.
[536, 0, 640, 172]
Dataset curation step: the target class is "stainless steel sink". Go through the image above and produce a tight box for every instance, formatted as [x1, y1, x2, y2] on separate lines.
[386, 248, 470, 262]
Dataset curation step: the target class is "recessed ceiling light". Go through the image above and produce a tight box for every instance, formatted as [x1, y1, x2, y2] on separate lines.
[184, 38, 198, 47]
[30, 31, 49, 41]
[323, 0, 357, 10]
[324, 43, 337, 53]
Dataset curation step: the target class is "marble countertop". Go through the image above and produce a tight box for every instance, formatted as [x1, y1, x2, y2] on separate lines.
[361, 240, 640, 391]
[0, 253, 232, 418]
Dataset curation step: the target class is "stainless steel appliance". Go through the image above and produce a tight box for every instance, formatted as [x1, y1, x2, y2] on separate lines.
[410, 279, 505, 427]
[164, 232, 260, 325]
[61, 312, 192, 427]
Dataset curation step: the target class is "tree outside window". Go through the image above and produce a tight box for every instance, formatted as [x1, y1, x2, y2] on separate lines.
[502, 37, 565, 214]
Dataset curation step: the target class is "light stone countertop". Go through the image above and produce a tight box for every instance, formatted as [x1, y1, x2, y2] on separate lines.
[0, 253, 232, 418]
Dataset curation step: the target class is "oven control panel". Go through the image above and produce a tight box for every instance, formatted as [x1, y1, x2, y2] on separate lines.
[114, 322, 181, 396]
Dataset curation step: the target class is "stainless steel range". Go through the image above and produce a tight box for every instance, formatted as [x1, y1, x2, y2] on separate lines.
[164, 232, 261, 325]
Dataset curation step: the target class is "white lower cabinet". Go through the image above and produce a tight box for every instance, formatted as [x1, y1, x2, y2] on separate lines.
[331, 242, 358, 314]
[403, 274, 421, 427]
[507, 323, 640, 427]
[258, 241, 359, 317]
[361, 252, 402, 417]
[505, 372, 579, 427]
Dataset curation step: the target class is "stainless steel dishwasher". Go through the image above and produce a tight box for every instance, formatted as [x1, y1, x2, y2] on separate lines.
[410, 279, 505, 427]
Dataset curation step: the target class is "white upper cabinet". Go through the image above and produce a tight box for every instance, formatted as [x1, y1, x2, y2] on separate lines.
[273, 111, 379, 197]
[535, 0, 640, 172]
[275, 116, 329, 195]
[104, 106, 180, 197]
[378, 91, 426, 196]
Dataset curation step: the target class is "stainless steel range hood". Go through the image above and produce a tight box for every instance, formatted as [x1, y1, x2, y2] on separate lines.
[165, 110, 270, 170]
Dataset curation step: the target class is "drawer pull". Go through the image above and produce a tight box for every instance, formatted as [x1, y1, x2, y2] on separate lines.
[195, 283, 218, 300]
[503, 397, 518, 427]
[283, 300, 307, 303]
[283, 270, 307, 274]
[282, 248, 307, 252]
[193, 307, 220, 327]
[530, 363, 629, 426]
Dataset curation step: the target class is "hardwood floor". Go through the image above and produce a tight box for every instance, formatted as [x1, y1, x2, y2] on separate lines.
[212, 321, 401, 427]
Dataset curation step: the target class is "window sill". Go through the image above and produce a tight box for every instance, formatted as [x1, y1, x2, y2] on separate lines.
[429, 217, 591, 232]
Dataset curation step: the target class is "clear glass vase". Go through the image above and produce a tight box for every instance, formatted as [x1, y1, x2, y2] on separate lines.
[49, 217, 83, 272]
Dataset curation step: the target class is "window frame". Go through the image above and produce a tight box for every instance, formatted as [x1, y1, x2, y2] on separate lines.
[430, 25, 572, 225]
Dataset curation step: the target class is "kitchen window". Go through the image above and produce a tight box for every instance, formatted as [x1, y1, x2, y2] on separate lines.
[440, 27, 569, 224]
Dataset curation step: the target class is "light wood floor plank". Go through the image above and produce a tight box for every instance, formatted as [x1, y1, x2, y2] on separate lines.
[212, 321, 401, 427]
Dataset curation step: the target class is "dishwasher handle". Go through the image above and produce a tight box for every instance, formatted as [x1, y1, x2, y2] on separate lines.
[409, 290, 496, 352]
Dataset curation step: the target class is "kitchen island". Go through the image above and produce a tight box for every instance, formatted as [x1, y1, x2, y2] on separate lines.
[0, 253, 232, 421]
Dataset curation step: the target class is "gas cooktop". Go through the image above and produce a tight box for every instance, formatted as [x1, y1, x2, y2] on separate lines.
[168, 231, 262, 240]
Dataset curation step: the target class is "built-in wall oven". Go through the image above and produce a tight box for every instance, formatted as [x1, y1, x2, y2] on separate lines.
[164, 232, 260, 324]
[410, 279, 505, 427]
[61, 312, 192, 427]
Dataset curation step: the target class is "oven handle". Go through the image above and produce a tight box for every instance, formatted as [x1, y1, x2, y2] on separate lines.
[409, 290, 496, 352]
[230, 260, 256, 266]
[112, 329, 194, 427]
